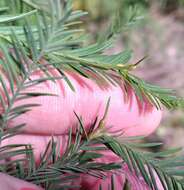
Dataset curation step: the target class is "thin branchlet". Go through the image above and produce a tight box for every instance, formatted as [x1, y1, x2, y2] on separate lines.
[0, 0, 183, 190]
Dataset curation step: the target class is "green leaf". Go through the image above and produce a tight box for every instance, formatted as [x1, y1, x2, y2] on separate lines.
[0, 10, 37, 23]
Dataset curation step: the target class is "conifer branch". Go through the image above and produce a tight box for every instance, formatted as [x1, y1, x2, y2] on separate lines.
[0, 0, 183, 190]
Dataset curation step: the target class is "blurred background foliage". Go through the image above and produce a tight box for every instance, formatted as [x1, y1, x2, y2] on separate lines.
[74, 0, 184, 152]
[74, 0, 184, 19]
